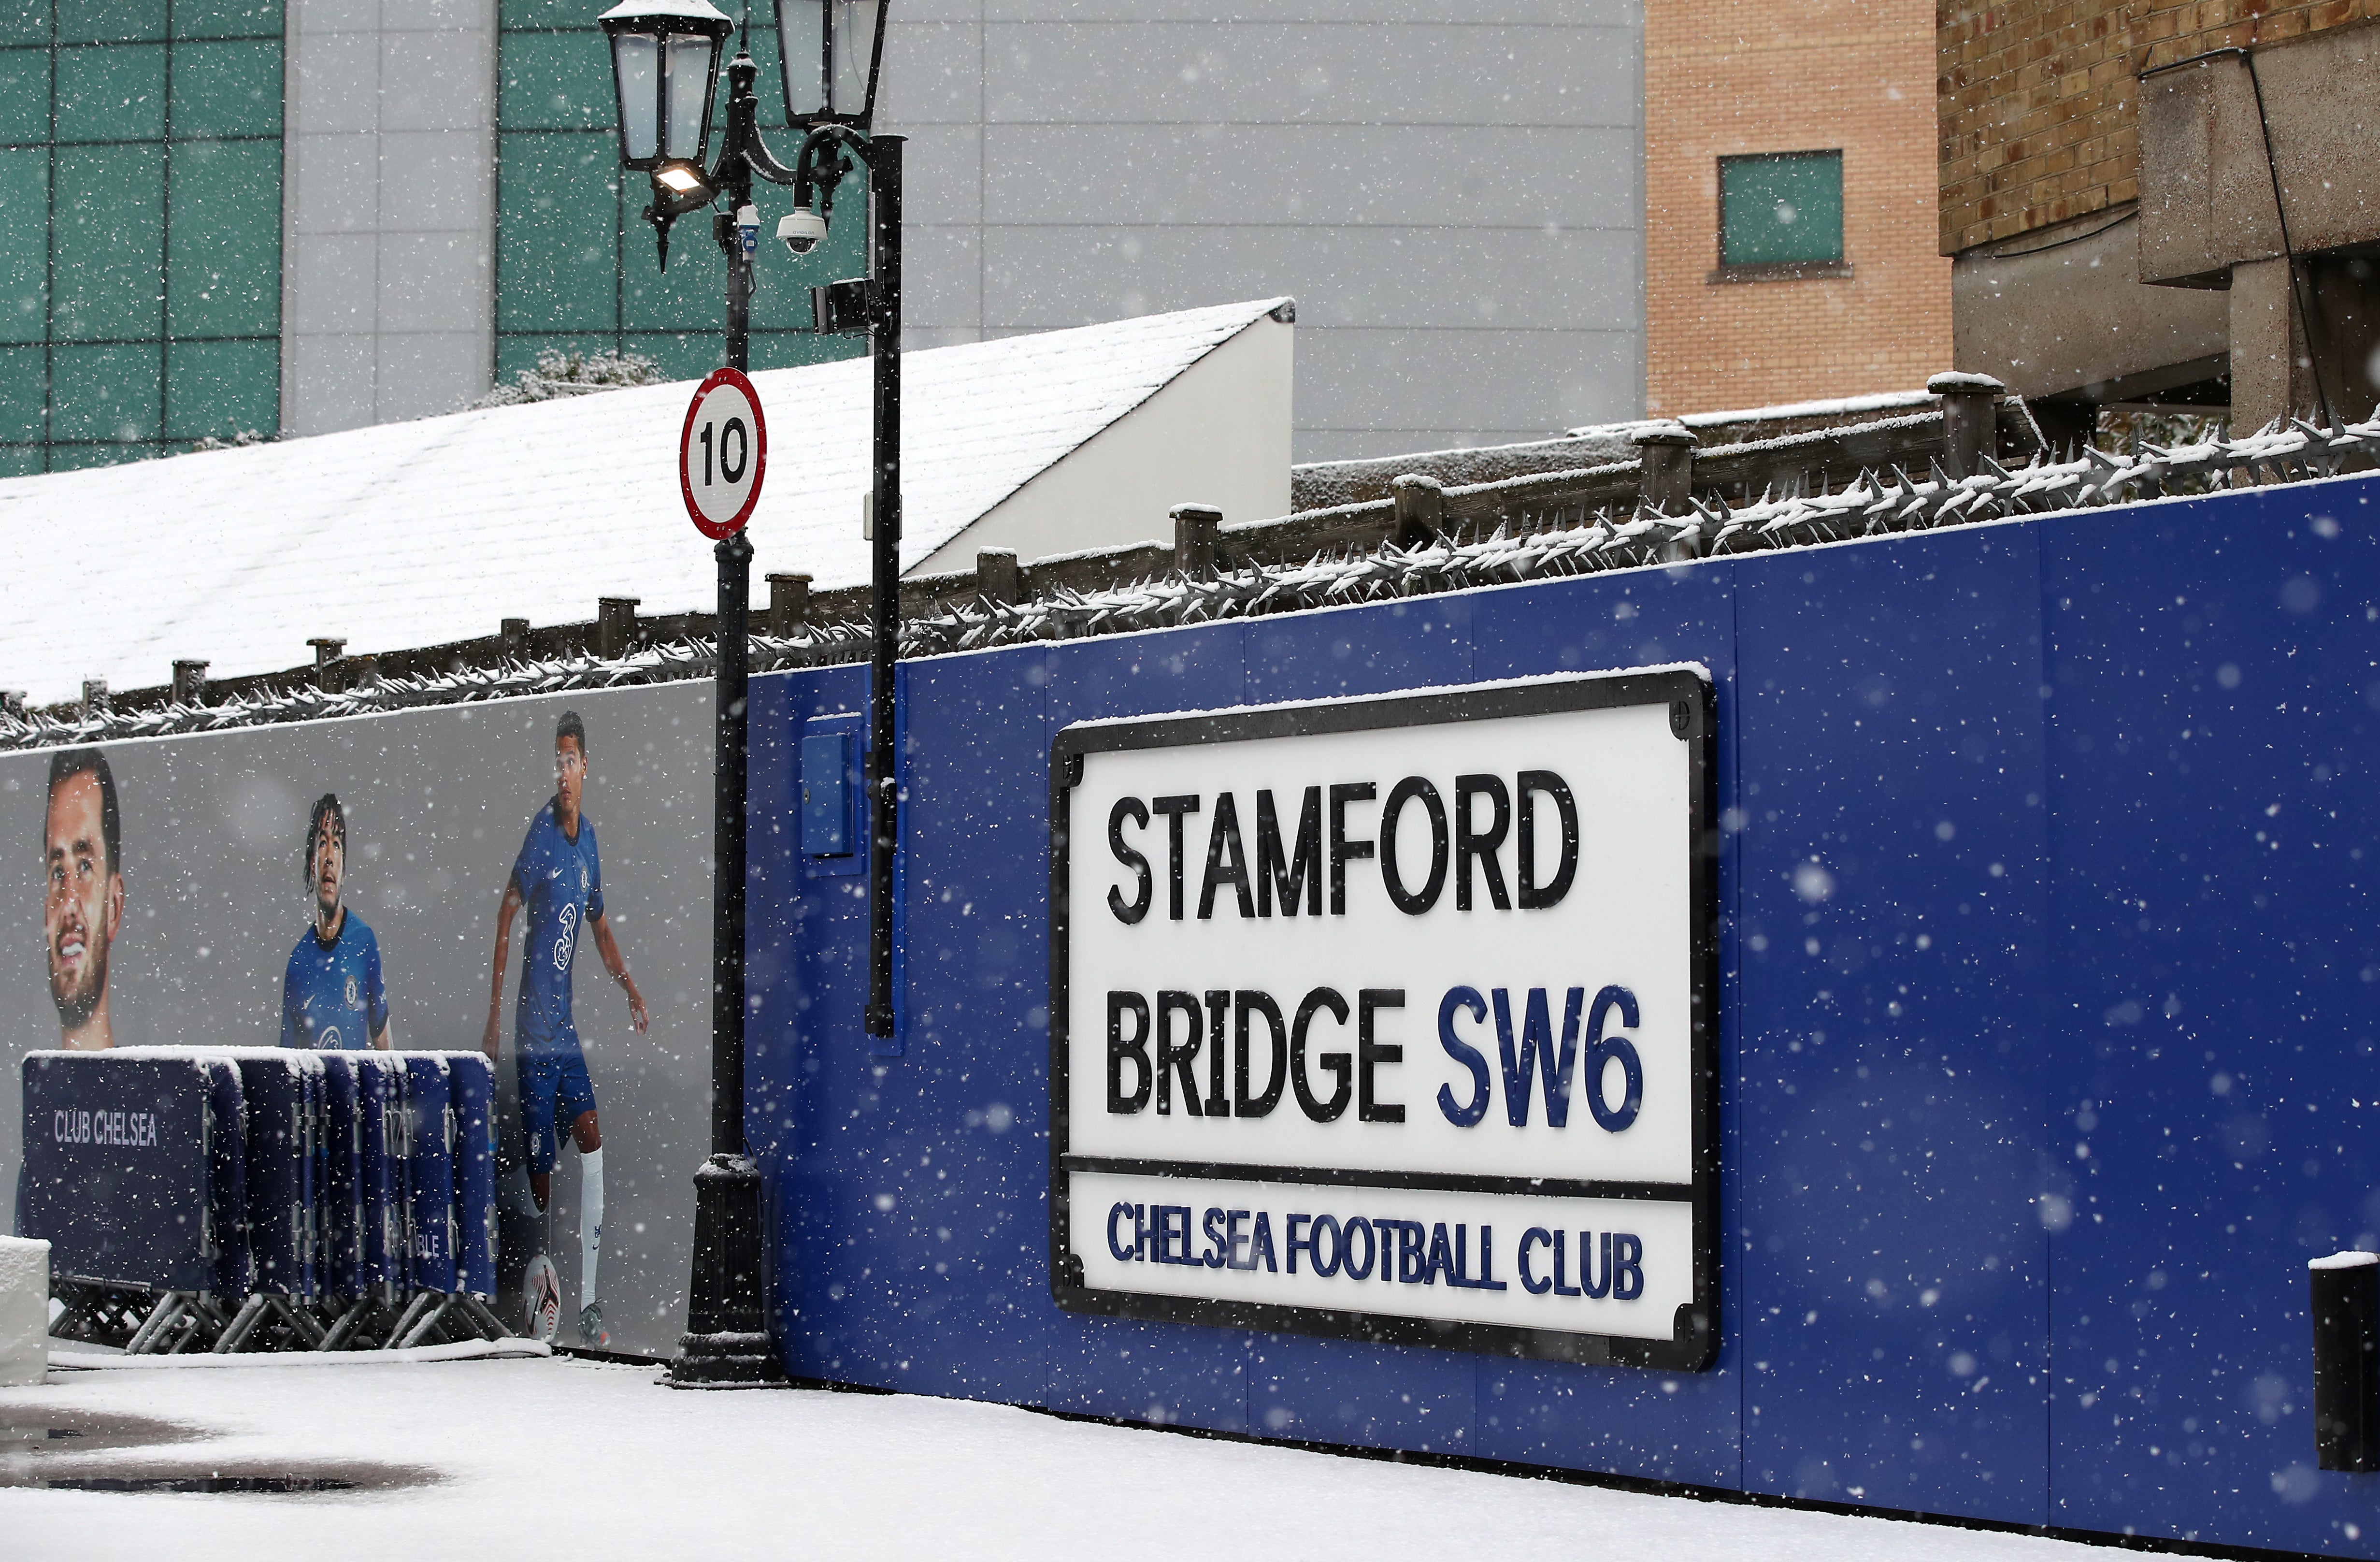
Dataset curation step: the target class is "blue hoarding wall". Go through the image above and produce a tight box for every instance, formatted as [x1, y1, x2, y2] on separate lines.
[745, 473, 2380, 1555]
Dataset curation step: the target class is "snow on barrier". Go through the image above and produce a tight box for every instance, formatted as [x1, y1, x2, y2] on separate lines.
[0, 1233, 46, 1385]
[18, 1047, 512, 1355]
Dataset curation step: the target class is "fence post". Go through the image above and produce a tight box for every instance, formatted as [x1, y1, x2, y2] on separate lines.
[82, 680, 108, 716]
[596, 597, 641, 659]
[309, 637, 346, 694]
[1633, 424, 1699, 560]
[764, 573, 812, 636]
[1172, 503, 1222, 580]
[976, 549, 1024, 605]
[172, 659, 210, 705]
[1390, 474, 1445, 546]
[1929, 371, 2006, 480]
[1633, 423, 1697, 513]
[2312, 1252, 2380, 1471]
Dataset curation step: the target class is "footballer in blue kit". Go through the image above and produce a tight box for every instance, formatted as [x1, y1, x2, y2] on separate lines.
[282, 793, 392, 1052]
[482, 710, 647, 1346]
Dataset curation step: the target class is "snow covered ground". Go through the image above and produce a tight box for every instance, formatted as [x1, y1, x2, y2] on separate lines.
[0, 1355, 2208, 1561]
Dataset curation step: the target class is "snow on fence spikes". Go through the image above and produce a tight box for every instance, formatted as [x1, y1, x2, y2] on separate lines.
[5, 413, 2378, 752]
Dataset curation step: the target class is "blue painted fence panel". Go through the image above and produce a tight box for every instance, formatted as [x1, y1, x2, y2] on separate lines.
[1735, 525, 2051, 1521]
[741, 473, 2380, 1556]
[2040, 481, 2380, 1555]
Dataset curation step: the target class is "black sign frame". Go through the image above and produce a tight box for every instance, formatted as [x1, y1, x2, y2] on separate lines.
[1047, 668, 1721, 1370]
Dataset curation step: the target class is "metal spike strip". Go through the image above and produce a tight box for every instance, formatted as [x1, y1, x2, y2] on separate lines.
[6, 415, 2376, 751]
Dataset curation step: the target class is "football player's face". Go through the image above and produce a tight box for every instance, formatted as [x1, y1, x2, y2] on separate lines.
[555, 737, 585, 814]
[44, 772, 118, 1027]
[311, 815, 344, 917]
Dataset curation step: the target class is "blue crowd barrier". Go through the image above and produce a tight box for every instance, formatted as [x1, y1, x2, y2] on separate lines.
[450, 1054, 499, 1300]
[19, 1046, 515, 1353]
[20, 1051, 222, 1294]
[357, 1052, 408, 1291]
[317, 1054, 366, 1296]
[403, 1055, 457, 1296]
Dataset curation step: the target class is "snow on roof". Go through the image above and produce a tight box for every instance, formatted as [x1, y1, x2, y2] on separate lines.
[1566, 389, 1936, 439]
[0, 298, 1286, 707]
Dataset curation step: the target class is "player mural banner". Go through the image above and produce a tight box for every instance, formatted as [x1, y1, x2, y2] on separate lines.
[1047, 669, 1721, 1369]
[1, 685, 716, 1357]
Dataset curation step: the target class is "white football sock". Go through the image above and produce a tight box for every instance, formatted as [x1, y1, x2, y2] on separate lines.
[579, 1147, 603, 1314]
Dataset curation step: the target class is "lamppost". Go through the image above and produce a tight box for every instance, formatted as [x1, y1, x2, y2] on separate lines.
[600, 0, 898, 1388]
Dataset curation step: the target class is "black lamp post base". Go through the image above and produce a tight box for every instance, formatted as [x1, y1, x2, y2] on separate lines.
[666, 1329, 786, 1388]
[665, 1153, 786, 1389]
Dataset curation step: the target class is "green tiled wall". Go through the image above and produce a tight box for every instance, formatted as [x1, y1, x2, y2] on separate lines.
[495, 6, 867, 383]
[0, 0, 282, 474]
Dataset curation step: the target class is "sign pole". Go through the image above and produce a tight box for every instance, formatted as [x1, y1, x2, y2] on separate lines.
[668, 354, 779, 1387]
[710, 534, 749, 1169]
[863, 135, 903, 1045]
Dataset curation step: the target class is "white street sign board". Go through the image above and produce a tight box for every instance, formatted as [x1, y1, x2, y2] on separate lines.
[1048, 669, 1719, 1369]
[679, 367, 767, 540]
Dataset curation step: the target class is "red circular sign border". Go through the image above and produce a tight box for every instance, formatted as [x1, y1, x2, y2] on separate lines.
[679, 366, 769, 540]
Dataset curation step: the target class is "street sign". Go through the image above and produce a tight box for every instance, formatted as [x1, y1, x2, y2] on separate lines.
[1047, 668, 1720, 1370]
[679, 368, 767, 540]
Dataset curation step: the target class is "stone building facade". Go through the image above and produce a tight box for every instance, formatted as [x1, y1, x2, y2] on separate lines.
[1940, 0, 2380, 437]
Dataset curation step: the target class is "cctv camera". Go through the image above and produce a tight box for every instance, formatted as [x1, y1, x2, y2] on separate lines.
[778, 207, 829, 257]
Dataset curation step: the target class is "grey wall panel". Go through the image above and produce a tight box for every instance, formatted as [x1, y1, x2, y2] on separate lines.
[981, 22, 1638, 127]
[375, 330, 502, 414]
[380, 29, 494, 132]
[377, 232, 492, 334]
[287, 333, 377, 431]
[981, 223, 1642, 330]
[287, 230, 376, 333]
[283, 0, 497, 435]
[290, 32, 379, 133]
[878, 20, 989, 124]
[380, 0, 496, 29]
[380, 129, 503, 231]
[889, 122, 987, 227]
[0, 685, 713, 1357]
[871, 0, 1644, 462]
[977, 124, 1640, 227]
[900, 226, 987, 333]
[1293, 324, 1642, 437]
[291, 134, 377, 231]
[986, 0, 1596, 22]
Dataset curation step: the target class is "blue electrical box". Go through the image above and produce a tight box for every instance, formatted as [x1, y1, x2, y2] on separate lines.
[802, 729, 853, 856]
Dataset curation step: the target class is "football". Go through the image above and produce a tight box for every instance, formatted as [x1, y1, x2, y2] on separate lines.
[523, 1252, 561, 1343]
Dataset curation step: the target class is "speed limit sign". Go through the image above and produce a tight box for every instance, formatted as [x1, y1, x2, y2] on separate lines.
[679, 367, 767, 539]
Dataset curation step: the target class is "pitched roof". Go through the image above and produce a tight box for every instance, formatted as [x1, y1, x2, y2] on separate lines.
[0, 298, 1287, 706]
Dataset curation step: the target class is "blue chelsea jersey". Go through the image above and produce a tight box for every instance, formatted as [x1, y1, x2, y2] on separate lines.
[511, 800, 603, 1054]
[282, 913, 389, 1050]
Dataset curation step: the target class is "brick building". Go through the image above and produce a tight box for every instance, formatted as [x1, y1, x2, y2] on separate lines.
[1941, 0, 2380, 438]
[1645, 0, 1951, 416]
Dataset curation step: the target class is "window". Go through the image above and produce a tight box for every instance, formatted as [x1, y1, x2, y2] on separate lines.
[1714, 151, 1848, 282]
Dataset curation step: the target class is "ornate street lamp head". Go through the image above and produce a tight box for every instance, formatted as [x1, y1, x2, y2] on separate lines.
[774, 0, 887, 131]
[602, 0, 735, 266]
[601, 0, 735, 174]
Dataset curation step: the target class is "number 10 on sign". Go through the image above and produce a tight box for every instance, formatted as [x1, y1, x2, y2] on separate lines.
[679, 367, 768, 540]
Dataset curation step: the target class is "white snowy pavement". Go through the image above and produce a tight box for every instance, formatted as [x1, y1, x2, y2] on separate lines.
[3, 1357, 2195, 1561]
